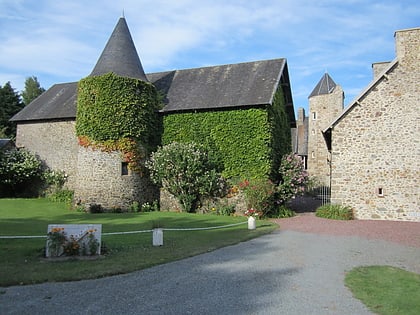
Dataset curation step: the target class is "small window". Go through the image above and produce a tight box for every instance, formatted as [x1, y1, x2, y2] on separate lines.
[312, 112, 317, 120]
[121, 162, 129, 176]
[377, 187, 384, 197]
[311, 151, 315, 159]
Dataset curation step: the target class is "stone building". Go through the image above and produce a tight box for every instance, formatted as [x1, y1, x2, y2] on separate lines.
[306, 73, 344, 185]
[10, 17, 295, 210]
[323, 27, 419, 221]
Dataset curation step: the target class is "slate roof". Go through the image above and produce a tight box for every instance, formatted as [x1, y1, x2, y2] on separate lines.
[10, 82, 77, 122]
[149, 58, 287, 111]
[11, 59, 295, 125]
[308, 73, 337, 98]
[90, 17, 148, 81]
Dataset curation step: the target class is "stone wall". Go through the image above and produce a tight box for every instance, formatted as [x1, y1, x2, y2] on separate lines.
[307, 85, 344, 185]
[14, 120, 78, 188]
[330, 28, 419, 221]
[74, 146, 159, 210]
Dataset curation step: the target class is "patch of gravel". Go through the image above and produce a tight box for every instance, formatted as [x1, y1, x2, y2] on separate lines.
[273, 213, 420, 248]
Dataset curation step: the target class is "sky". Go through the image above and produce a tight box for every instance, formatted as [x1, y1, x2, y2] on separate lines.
[0, 0, 419, 114]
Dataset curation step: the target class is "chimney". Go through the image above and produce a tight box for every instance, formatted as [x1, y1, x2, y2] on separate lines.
[394, 27, 420, 69]
[297, 107, 305, 126]
[372, 62, 391, 80]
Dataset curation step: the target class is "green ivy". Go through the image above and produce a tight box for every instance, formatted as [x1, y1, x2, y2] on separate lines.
[75, 73, 161, 173]
[268, 87, 292, 182]
[162, 88, 290, 180]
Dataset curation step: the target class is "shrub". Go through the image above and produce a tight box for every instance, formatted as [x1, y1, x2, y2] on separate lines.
[315, 204, 353, 220]
[0, 149, 43, 197]
[277, 153, 308, 204]
[146, 142, 225, 212]
[276, 205, 296, 218]
[140, 201, 159, 212]
[47, 189, 74, 204]
[88, 203, 104, 214]
[239, 178, 275, 216]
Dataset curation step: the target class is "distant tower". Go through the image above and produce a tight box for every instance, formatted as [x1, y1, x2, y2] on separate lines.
[307, 73, 344, 185]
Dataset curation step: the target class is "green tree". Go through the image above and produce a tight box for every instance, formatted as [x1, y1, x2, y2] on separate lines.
[21, 76, 45, 105]
[0, 82, 24, 138]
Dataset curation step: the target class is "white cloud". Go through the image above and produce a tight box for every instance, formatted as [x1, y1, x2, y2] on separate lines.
[0, 0, 418, 109]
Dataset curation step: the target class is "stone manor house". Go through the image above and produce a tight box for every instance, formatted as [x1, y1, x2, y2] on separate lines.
[10, 17, 419, 221]
[293, 27, 419, 221]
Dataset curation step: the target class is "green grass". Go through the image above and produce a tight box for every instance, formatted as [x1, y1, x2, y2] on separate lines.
[345, 266, 420, 315]
[315, 203, 353, 220]
[0, 198, 277, 287]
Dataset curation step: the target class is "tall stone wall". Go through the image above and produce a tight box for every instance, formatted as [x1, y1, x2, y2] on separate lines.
[74, 146, 158, 210]
[307, 86, 343, 185]
[330, 29, 419, 221]
[14, 121, 78, 188]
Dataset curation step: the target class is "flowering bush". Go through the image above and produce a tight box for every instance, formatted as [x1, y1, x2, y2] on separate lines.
[46, 227, 99, 257]
[244, 208, 261, 218]
[277, 153, 309, 204]
[146, 142, 225, 212]
[0, 149, 42, 197]
[46, 227, 66, 257]
[239, 178, 275, 216]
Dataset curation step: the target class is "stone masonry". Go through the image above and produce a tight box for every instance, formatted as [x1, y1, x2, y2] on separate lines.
[14, 121, 78, 188]
[74, 146, 158, 210]
[307, 84, 344, 185]
[329, 28, 419, 221]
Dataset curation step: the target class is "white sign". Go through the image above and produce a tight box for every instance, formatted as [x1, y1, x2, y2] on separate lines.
[46, 224, 102, 257]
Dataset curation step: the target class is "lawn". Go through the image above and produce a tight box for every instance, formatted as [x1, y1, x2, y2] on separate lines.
[0, 198, 278, 287]
[345, 266, 420, 315]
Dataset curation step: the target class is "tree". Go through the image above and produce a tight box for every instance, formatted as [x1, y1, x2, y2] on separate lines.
[146, 142, 224, 212]
[21, 76, 45, 105]
[0, 82, 24, 138]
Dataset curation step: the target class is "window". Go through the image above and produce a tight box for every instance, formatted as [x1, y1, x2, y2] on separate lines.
[377, 187, 384, 197]
[121, 162, 129, 176]
[312, 112, 317, 120]
[311, 151, 315, 159]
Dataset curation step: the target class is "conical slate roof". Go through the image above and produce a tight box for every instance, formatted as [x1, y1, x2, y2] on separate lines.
[308, 73, 336, 98]
[90, 17, 148, 81]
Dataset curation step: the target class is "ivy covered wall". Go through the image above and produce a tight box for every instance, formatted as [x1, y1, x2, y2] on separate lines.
[162, 87, 290, 180]
[76, 73, 161, 173]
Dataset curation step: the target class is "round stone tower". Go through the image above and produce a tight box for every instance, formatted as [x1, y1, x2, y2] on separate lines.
[74, 17, 160, 211]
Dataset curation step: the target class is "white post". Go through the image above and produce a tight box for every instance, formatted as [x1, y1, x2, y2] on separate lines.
[153, 228, 163, 246]
[248, 217, 256, 230]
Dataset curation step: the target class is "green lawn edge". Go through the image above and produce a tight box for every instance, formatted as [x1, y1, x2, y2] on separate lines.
[0, 198, 278, 287]
[345, 265, 420, 315]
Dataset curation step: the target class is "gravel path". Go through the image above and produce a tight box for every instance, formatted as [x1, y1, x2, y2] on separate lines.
[1, 215, 419, 315]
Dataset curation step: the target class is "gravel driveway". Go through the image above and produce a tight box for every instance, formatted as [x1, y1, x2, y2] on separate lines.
[1, 214, 419, 315]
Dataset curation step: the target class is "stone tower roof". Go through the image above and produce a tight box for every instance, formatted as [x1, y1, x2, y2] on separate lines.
[308, 73, 336, 98]
[90, 17, 148, 81]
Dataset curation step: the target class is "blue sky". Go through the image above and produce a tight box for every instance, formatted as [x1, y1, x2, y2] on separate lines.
[0, 0, 419, 114]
